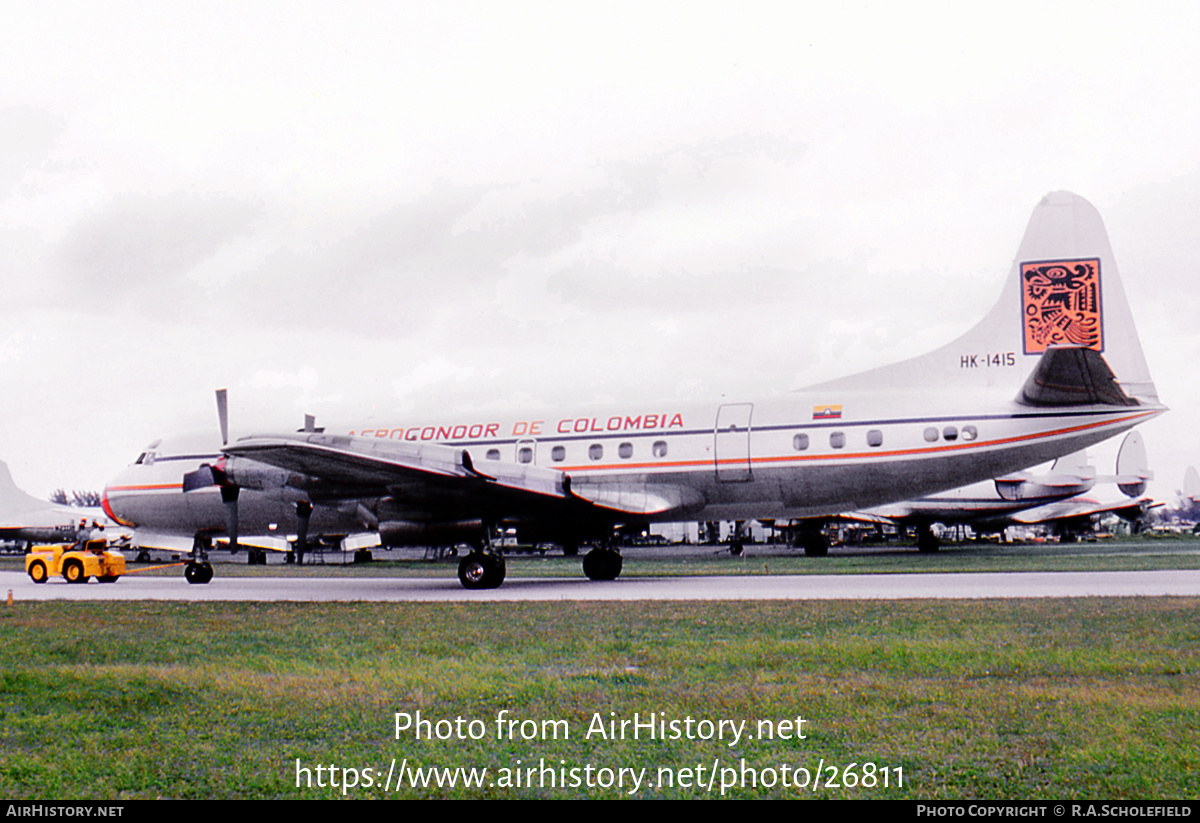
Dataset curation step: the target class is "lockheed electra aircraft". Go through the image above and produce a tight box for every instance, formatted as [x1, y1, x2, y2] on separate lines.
[103, 192, 1165, 587]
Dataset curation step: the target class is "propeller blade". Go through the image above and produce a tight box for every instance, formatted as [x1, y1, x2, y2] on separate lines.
[220, 483, 239, 553]
[216, 388, 229, 446]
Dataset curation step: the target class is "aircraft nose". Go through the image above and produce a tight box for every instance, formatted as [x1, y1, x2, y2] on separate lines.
[101, 472, 138, 527]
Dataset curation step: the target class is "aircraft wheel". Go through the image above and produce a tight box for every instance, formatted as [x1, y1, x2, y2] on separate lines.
[803, 533, 829, 557]
[64, 559, 87, 584]
[730, 539, 744, 557]
[917, 533, 940, 553]
[185, 561, 213, 584]
[458, 553, 504, 590]
[583, 549, 622, 581]
[28, 561, 48, 584]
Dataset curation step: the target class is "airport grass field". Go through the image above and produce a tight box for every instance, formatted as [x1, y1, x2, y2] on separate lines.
[2, 593, 1197, 799]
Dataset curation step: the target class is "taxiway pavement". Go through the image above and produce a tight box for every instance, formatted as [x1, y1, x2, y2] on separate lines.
[5, 569, 1200, 602]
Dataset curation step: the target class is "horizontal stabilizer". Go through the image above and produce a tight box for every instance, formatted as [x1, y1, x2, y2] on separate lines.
[1018, 347, 1138, 408]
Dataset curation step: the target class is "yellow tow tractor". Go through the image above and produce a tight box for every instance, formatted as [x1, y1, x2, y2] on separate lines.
[26, 540, 127, 584]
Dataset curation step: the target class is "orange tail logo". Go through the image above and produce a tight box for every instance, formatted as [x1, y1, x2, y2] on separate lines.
[1021, 258, 1102, 354]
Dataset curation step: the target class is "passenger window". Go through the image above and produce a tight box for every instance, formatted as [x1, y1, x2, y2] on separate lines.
[589, 444, 603, 460]
[830, 432, 845, 449]
[486, 449, 501, 461]
[652, 440, 668, 457]
[551, 445, 566, 462]
[867, 429, 883, 447]
[962, 425, 978, 441]
[793, 433, 809, 451]
[924, 427, 939, 443]
[943, 426, 958, 442]
[618, 442, 633, 459]
[518, 447, 533, 464]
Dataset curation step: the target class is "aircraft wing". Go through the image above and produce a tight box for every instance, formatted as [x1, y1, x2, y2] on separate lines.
[227, 432, 567, 502]
[1008, 496, 1157, 526]
[224, 433, 703, 519]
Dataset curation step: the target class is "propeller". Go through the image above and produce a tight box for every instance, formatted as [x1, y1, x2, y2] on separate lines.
[181, 388, 321, 564]
[182, 388, 240, 554]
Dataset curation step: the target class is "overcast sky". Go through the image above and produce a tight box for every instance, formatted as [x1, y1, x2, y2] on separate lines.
[2, 2, 1198, 507]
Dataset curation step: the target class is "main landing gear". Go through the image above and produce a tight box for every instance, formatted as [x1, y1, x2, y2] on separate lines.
[582, 547, 622, 581]
[458, 552, 506, 590]
[457, 529, 506, 590]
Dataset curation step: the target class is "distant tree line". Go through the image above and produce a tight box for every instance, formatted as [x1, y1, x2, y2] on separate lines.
[50, 489, 102, 508]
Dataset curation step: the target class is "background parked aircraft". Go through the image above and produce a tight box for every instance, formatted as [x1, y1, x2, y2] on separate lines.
[0, 460, 105, 548]
[848, 431, 1154, 551]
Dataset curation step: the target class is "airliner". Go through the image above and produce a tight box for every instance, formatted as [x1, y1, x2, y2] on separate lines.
[103, 192, 1166, 588]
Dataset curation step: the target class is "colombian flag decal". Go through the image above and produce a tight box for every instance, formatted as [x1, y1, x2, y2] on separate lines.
[812, 404, 842, 420]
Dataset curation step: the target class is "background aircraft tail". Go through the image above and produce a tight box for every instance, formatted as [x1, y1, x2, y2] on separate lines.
[1114, 431, 1151, 498]
[1183, 466, 1200, 504]
[0, 460, 53, 518]
[807, 191, 1158, 403]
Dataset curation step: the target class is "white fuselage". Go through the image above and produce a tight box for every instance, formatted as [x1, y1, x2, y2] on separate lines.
[103, 384, 1160, 540]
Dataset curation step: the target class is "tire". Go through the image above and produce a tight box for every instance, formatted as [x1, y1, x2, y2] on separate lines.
[458, 553, 504, 590]
[583, 549, 622, 581]
[96, 575, 119, 583]
[63, 559, 87, 584]
[28, 561, 48, 584]
[185, 562, 214, 584]
[803, 533, 829, 557]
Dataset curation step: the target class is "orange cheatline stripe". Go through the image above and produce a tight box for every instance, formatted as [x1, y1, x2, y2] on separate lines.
[105, 483, 184, 492]
[565, 409, 1155, 473]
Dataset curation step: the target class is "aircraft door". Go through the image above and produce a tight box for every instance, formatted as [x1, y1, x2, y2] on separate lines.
[714, 403, 753, 482]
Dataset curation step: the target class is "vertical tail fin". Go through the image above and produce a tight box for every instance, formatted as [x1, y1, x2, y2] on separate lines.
[807, 192, 1158, 403]
[1184, 466, 1200, 503]
[0, 460, 51, 517]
